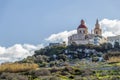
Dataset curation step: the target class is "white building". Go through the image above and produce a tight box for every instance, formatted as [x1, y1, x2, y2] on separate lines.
[68, 19, 107, 45]
[107, 35, 120, 46]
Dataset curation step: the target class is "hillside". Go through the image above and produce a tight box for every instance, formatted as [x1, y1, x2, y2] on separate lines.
[0, 43, 120, 80]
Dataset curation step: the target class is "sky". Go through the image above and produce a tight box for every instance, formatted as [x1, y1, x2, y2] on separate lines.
[0, 0, 120, 63]
[0, 0, 120, 47]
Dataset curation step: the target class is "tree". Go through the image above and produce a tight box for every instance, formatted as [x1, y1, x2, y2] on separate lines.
[101, 43, 111, 52]
[114, 42, 119, 49]
[58, 54, 67, 61]
[107, 43, 113, 49]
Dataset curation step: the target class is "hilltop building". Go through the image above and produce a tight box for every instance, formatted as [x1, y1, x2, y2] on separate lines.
[49, 42, 66, 47]
[107, 35, 120, 47]
[68, 19, 107, 45]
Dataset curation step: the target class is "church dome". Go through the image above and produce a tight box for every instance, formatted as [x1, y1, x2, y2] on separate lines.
[77, 19, 87, 29]
[78, 24, 87, 29]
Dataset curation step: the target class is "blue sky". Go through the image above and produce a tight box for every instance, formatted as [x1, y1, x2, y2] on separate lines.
[0, 0, 120, 47]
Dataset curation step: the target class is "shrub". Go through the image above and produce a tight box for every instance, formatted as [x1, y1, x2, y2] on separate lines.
[60, 71, 70, 76]
[69, 75, 74, 79]
[50, 67, 61, 73]
[64, 66, 74, 74]
[34, 55, 49, 63]
[104, 51, 120, 60]
[82, 69, 94, 76]
[34, 69, 51, 77]
[49, 61, 56, 67]
[111, 75, 120, 80]
[0, 72, 28, 80]
[74, 69, 83, 75]
[107, 57, 120, 63]
[92, 57, 99, 62]
[58, 54, 67, 61]
[49, 76, 61, 80]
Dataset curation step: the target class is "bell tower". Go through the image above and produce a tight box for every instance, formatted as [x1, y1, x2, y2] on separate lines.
[94, 19, 102, 36]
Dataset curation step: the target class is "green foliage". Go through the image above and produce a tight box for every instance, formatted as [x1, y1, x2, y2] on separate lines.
[92, 57, 99, 62]
[34, 55, 49, 63]
[34, 46, 66, 56]
[29, 69, 51, 77]
[58, 54, 67, 61]
[99, 42, 113, 52]
[114, 42, 120, 49]
[49, 76, 61, 80]
[0, 72, 28, 80]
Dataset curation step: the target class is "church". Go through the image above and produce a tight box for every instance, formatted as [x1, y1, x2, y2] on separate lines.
[68, 19, 107, 45]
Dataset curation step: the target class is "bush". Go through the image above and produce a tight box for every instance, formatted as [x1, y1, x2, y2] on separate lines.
[107, 57, 120, 63]
[34, 55, 49, 63]
[36, 69, 51, 76]
[49, 76, 61, 80]
[111, 75, 120, 80]
[74, 69, 83, 75]
[82, 69, 94, 76]
[60, 71, 70, 76]
[49, 61, 56, 67]
[50, 67, 61, 73]
[104, 51, 120, 60]
[64, 66, 74, 74]
[0, 72, 28, 80]
[92, 57, 99, 62]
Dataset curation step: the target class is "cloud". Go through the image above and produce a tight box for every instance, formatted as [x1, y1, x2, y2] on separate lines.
[0, 44, 44, 64]
[100, 19, 120, 37]
[45, 30, 77, 43]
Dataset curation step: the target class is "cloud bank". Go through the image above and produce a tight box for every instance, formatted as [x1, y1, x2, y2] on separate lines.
[45, 30, 77, 43]
[100, 19, 120, 37]
[0, 44, 43, 63]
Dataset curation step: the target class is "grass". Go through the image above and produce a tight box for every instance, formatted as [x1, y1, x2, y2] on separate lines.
[0, 63, 39, 73]
[0, 61, 120, 80]
[107, 57, 120, 63]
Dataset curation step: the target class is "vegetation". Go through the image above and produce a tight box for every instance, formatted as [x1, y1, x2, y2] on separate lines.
[0, 43, 120, 80]
[107, 57, 120, 63]
[0, 63, 38, 73]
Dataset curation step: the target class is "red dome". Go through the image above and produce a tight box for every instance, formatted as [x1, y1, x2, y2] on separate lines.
[77, 19, 87, 29]
[77, 24, 87, 29]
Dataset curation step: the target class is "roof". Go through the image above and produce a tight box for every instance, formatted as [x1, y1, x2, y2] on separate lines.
[77, 19, 87, 29]
[78, 24, 87, 29]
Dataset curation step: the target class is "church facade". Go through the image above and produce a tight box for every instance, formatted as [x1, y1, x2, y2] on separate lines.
[68, 19, 107, 45]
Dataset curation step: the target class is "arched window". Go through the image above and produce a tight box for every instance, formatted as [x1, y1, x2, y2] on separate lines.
[96, 31, 98, 34]
[83, 30, 85, 33]
[80, 30, 81, 33]
[85, 35, 88, 39]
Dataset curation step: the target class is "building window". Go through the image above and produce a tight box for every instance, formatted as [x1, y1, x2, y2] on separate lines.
[96, 31, 98, 34]
[83, 30, 85, 33]
[80, 30, 81, 33]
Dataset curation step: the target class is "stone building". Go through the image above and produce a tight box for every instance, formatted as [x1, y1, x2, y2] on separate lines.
[68, 19, 107, 45]
[107, 35, 120, 46]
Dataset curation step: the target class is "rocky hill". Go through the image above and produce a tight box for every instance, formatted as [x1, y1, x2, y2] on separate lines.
[0, 43, 120, 80]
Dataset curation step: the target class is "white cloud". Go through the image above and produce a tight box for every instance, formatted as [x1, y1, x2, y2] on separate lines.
[45, 30, 77, 43]
[100, 19, 120, 37]
[0, 44, 44, 64]
[102, 31, 115, 37]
